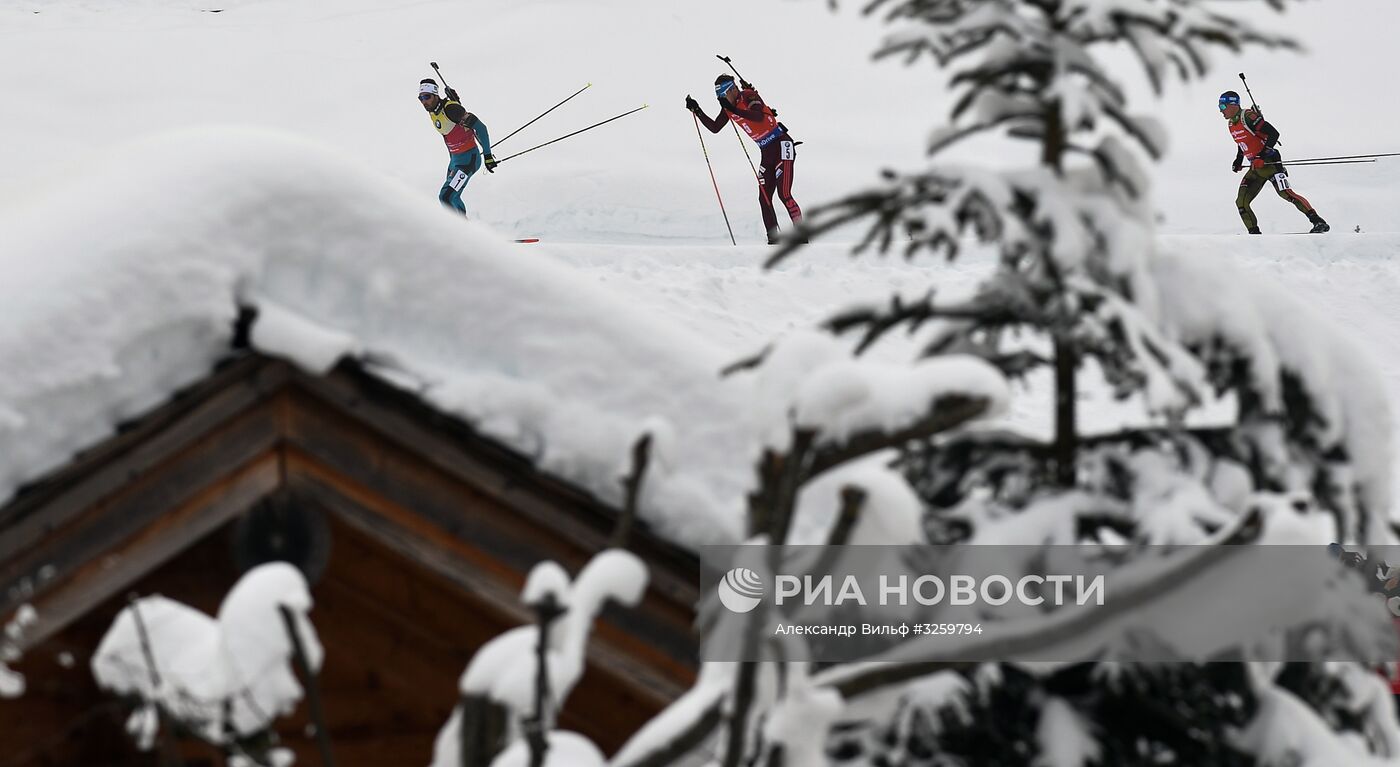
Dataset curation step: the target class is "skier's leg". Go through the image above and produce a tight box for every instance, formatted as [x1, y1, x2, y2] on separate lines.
[439, 167, 461, 212]
[440, 167, 468, 214]
[440, 152, 480, 216]
[757, 146, 781, 242]
[1268, 170, 1327, 231]
[1235, 170, 1267, 232]
[457, 152, 481, 216]
[1268, 170, 1322, 219]
[776, 139, 802, 224]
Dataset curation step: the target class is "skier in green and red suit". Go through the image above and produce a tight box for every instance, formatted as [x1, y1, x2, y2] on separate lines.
[419, 78, 496, 217]
[687, 75, 804, 244]
[1219, 90, 1329, 234]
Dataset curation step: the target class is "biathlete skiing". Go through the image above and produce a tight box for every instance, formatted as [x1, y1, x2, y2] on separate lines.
[1219, 90, 1329, 234]
[419, 78, 497, 217]
[687, 74, 803, 244]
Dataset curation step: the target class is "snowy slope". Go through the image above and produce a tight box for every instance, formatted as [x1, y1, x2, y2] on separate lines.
[548, 234, 1400, 513]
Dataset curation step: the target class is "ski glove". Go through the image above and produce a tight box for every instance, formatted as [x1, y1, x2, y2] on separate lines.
[685, 95, 700, 112]
[1251, 156, 1267, 170]
[484, 154, 498, 173]
[1232, 158, 1243, 173]
[445, 86, 460, 102]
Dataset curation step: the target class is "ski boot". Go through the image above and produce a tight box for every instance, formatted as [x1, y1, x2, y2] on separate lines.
[1247, 226, 1261, 235]
[1308, 212, 1330, 234]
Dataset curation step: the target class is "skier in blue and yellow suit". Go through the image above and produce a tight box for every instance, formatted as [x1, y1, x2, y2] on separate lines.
[418, 78, 496, 216]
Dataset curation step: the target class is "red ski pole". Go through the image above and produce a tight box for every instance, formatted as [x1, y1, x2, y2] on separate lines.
[694, 113, 737, 246]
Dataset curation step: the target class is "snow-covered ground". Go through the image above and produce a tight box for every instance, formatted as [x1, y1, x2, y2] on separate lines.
[2, 0, 1399, 533]
[551, 234, 1400, 507]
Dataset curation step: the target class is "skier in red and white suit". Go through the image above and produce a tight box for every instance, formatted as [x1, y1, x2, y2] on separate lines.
[688, 75, 803, 244]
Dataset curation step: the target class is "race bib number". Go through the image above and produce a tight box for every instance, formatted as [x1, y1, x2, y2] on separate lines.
[449, 169, 469, 192]
[1272, 172, 1290, 191]
[780, 140, 795, 161]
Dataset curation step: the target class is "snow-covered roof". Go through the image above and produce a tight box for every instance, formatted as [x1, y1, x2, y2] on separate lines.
[0, 129, 762, 548]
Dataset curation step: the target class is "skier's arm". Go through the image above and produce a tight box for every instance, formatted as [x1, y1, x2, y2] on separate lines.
[694, 105, 729, 133]
[1255, 119, 1280, 151]
[1243, 109, 1280, 151]
[722, 89, 768, 122]
[463, 113, 491, 156]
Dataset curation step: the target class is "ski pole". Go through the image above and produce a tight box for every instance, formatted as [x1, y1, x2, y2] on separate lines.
[494, 83, 593, 148]
[694, 113, 737, 246]
[1265, 152, 1400, 165]
[495, 105, 649, 164]
[1271, 159, 1377, 168]
[731, 123, 760, 179]
[717, 54, 746, 84]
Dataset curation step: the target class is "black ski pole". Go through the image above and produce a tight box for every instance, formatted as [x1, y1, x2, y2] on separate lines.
[717, 54, 746, 84]
[495, 83, 593, 148]
[495, 105, 649, 164]
[1266, 152, 1400, 165]
[694, 114, 737, 246]
[1269, 159, 1377, 168]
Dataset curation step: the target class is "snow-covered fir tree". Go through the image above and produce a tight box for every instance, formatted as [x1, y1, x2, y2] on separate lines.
[727, 0, 1399, 764]
[440, 0, 1400, 761]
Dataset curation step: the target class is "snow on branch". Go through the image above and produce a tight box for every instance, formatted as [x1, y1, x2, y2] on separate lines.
[487, 731, 605, 767]
[812, 502, 1393, 699]
[432, 551, 649, 767]
[797, 367, 1007, 480]
[91, 563, 320, 762]
[0, 604, 36, 698]
[610, 664, 729, 767]
[769, 167, 1018, 269]
[825, 288, 1026, 356]
[1076, 277, 1207, 416]
[1150, 249, 1394, 539]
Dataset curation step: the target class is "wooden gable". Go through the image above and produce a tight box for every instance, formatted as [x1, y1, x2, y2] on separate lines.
[0, 353, 700, 765]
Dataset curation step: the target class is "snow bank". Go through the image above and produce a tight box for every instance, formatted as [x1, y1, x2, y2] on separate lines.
[0, 128, 754, 547]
